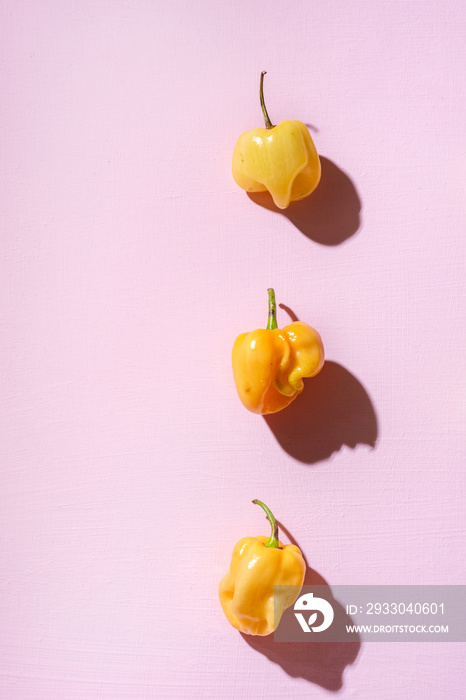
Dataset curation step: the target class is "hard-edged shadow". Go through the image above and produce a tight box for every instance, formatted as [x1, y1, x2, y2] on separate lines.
[264, 360, 378, 464]
[247, 156, 361, 245]
[241, 561, 361, 691]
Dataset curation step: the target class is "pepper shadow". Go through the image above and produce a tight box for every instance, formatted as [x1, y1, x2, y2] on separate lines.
[247, 156, 361, 245]
[264, 360, 378, 464]
[241, 544, 360, 691]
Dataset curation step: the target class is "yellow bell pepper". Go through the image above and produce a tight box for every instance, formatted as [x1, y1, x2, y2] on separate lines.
[219, 500, 306, 636]
[232, 71, 321, 210]
[232, 288, 324, 415]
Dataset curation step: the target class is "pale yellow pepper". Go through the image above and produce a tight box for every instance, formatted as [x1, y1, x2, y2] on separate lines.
[219, 500, 306, 636]
[232, 289, 324, 415]
[232, 72, 321, 209]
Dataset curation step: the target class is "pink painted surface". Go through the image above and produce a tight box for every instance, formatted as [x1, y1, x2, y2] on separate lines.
[1, 1, 465, 698]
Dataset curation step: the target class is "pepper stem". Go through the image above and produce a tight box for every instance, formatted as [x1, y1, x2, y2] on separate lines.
[252, 499, 280, 548]
[266, 288, 278, 330]
[260, 71, 274, 129]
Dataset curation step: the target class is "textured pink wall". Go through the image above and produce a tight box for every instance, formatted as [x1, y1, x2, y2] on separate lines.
[1, 1, 465, 698]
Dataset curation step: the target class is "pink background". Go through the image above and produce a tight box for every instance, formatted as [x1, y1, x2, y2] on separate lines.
[1, 1, 465, 698]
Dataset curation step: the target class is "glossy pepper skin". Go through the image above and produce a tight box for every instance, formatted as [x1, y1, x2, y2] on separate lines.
[219, 500, 306, 636]
[232, 289, 324, 415]
[232, 71, 321, 210]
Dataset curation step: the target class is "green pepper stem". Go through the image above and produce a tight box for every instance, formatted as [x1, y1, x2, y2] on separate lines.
[252, 499, 280, 548]
[260, 71, 274, 129]
[266, 288, 278, 330]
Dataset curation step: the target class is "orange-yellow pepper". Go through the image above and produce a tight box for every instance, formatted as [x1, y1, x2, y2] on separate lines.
[232, 289, 324, 415]
[232, 71, 321, 210]
[219, 500, 306, 636]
